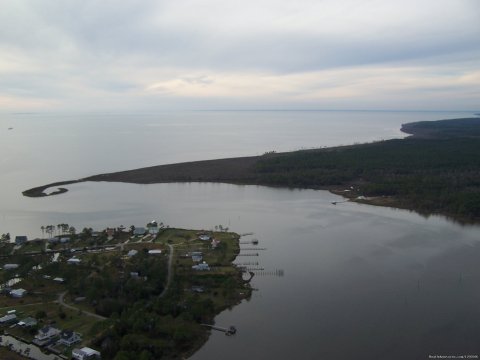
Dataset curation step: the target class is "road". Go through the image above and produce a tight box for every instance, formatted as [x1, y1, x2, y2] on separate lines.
[56, 291, 106, 321]
[159, 244, 174, 298]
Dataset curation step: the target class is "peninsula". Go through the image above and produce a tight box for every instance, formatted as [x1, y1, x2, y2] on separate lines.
[23, 118, 480, 222]
[0, 223, 252, 359]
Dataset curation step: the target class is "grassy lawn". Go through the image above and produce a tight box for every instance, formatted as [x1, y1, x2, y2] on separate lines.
[0, 347, 26, 360]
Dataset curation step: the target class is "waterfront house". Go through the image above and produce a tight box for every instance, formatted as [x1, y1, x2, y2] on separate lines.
[48, 237, 59, 244]
[72, 346, 101, 359]
[199, 234, 211, 241]
[211, 238, 220, 249]
[127, 249, 138, 257]
[67, 257, 81, 265]
[58, 330, 82, 346]
[3, 263, 19, 270]
[0, 313, 17, 324]
[18, 317, 37, 327]
[192, 254, 203, 262]
[60, 237, 70, 244]
[105, 228, 115, 238]
[10, 288, 27, 298]
[147, 220, 159, 235]
[133, 227, 146, 236]
[15, 236, 27, 245]
[192, 262, 210, 271]
[34, 325, 61, 346]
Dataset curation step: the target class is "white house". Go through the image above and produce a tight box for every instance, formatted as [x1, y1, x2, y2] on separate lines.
[10, 288, 27, 298]
[127, 249, 138, 257]
[72, 347, 101, 360]
[199, 234, 211, 241]
[192, 262, 210, 271]
[67, 257, 81, 265]
[211, 239, 221, 249]
[0, 313, 17, 324]
[34, 326, 61, 346]
[133, 227, 146, 236]
[18, 317, 37, 327]
[148, 249, 162, 255]
[3, 264, 19, 270]
[58, 330, 82, 346]
[192, 254, 203, 262]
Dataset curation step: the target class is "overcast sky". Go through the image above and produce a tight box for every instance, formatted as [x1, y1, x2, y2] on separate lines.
[1, 0, 479, 111]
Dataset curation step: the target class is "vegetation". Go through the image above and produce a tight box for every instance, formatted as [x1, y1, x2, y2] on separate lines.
[253, 136, 480, 220]
[0, 225, 250, 359]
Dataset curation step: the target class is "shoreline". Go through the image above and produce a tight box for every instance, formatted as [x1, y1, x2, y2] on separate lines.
[22, 117, 480, 223]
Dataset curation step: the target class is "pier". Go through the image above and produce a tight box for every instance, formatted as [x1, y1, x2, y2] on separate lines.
[201, 324, 237, 336]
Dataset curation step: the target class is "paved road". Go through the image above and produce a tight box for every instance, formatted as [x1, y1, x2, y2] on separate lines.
[56, 291, 106, 321]
[159, 244, 174, 298]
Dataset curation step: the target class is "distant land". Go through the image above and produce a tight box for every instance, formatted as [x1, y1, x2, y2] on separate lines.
[24, 118, 480, 223]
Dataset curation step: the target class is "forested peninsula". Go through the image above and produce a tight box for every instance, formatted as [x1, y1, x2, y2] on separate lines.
[24, 118, 480, 223]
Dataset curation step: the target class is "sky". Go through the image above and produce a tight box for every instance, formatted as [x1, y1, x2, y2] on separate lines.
[0, 0, 479, 111]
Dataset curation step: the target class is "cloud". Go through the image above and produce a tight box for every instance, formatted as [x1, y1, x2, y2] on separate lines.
[0, 0, 478, 110]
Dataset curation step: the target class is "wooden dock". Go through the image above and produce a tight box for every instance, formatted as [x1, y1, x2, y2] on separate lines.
[201, 324, 237, 336]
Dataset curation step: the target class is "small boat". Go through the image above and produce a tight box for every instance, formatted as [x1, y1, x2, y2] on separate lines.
[251, 238, 259, 245]
[8, 127, 13, 130]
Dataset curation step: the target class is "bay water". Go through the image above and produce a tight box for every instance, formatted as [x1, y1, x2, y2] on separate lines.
[0, 110, 479, 359]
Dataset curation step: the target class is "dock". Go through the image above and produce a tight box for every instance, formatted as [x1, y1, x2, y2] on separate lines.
[201, 324, 237, 336]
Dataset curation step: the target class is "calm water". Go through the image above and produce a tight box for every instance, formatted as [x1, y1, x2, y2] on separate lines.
[0, 110, 479, 359]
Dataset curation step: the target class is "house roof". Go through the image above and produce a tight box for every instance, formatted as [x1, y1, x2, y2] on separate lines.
[133, 227, 146, 235]
[18, 317, 37, 326]
[0, 314, 17, 322]
[61, 330, 74, 339]
[10, 288, 27, 296]
[79, 347, 100, 356]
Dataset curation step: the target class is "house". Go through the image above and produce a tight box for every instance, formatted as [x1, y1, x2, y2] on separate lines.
[148, 249, 162, 255]
[10, 288, 27, 298]
[199, 234, 211, 241]
[53, 277, 65, 283]
[3, 264, 19, 270]
[130, 272, 140, 279]
[48, 237, 59, 244]
[60, 237, 70, 244]
[0, 313, 17, 324]
[58, 330, 82, 346]
[18, 317, 37, 327]
[211, 239, 221, 249]
[33, 326, 61, 346]
[133, 227, 146, 236]
[67, 257, 81, 265]
[72, 347, 101, 360]
[15, 236, 27, 245]
[127, 249, 138, 257]
[105, 228, 115, 238]
[192, 262, 210, 271]
[147, 221, 159, 235]
[191, 254, 203, 262]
